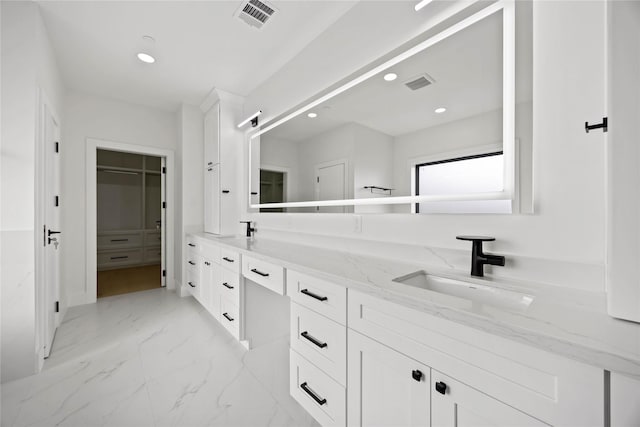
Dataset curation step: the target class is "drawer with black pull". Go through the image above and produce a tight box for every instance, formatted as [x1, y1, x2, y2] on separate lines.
[287, 270, 347, 325]
[220, 268, 240, 300]
[242, 255, 285, 295]
[290, 348, 346, 427]
[97, 248, 143, 269]
[220, 248, 240, 273]
[97, 232, 143, 250]
[291, 302, 347, 385]
[219, 297, 240, 339]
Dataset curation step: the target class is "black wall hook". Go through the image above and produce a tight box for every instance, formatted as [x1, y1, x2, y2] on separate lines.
[585, 117, 608, 133]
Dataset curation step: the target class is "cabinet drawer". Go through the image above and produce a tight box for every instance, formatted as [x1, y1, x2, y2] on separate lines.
[186, 269, 199, 299]
[144, 230, 162, 246]
[242, 255, 285, 295]
[287, 270, 347, 325]
[220, 297, 240, 339]
[186, 237, 199, 257]
[220, 268, 240, 302]
[220, 248, 240, 272]
[290, 349, 346, 427]
[97, 232, 142, 249]
[348, 289, 604, 426]
[97, 249, 143, 268]
[291, 302, 347, 386]
[185, 257, 199, 275]
[144, 247, 162, 263]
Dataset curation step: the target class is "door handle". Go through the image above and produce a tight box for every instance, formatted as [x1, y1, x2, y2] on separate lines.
[48, 230, 61, 236]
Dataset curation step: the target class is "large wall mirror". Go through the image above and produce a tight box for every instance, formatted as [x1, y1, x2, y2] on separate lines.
[249, 0, 532, 214]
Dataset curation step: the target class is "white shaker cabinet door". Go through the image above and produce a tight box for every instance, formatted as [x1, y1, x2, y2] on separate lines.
[431, 370, 546, 427]
[347, 329, 430, 427]
[204, 163, 220, 234]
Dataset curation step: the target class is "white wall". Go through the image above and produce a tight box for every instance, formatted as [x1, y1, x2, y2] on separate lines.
[260, 136, 300, 203]
[178, 104, 204, 290]
[61, 91, 178, 306]
[1, 1, 64, 382]
[243, 1, 607, 293]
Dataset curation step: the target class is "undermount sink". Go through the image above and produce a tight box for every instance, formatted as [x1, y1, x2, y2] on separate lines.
[392, 270, 534, 312]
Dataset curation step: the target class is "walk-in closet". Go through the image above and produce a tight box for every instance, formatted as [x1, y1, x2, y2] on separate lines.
[96, 149, 165, 297]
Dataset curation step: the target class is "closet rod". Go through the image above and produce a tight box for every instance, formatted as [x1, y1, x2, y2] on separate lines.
[101, 170, 140, 175]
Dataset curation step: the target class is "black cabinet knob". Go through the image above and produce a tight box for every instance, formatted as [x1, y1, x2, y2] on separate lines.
[435, 381, 447, 395]
[412, 370, 423, 382]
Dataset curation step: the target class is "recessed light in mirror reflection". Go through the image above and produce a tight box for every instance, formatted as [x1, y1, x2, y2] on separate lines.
[384, 73, 398, 81]
[307, 112, 318, 118]
[434, 107, 447, 113]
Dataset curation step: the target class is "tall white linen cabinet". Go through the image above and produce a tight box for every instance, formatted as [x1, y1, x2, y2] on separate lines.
[202, 89, 244, 235]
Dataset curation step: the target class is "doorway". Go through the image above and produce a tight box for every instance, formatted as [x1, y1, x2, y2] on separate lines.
[314, 160, 347, 213]
[96, 149, 165, 298]
[260, 168, 287, 212]
[86, 139, 175, 305]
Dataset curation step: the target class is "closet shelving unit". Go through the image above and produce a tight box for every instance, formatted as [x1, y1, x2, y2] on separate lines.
[96, 150, 162, 270]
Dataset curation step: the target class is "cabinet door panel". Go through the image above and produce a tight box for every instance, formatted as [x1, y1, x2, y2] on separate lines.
[347, 329, 430, 427]
[204, 102, 219, 167]
[204, 164, 220, 234]
[431, 370, 547, 427]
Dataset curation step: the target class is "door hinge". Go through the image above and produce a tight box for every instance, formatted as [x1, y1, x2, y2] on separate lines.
[55, 195, 59, 207]
[162, 269, 166, 277]
[55, 301, 59, 313]
[54, 142, 59, 153]
[162, 201, 166, 209]
[162, 167, 166, 174]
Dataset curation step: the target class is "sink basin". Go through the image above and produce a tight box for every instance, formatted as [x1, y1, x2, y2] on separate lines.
[392, 270, 534, 312]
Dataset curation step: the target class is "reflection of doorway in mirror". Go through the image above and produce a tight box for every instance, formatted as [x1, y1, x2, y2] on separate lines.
[315, 160, 347, 213]
[260, 168, 286, 212]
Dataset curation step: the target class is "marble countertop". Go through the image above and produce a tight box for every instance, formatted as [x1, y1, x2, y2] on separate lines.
[191, 232, 640, 378]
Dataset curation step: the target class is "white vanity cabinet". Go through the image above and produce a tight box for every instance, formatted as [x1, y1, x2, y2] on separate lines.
[347, 289, 604, 427]
[184, 234, 244, 341]
[202, 90, 243, 236]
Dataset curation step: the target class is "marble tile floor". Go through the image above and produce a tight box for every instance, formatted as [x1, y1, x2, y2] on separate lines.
[1, 289, 318, 427]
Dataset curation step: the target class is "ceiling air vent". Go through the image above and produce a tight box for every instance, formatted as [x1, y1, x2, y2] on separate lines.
[404, 73, 436, 91]
[235, 0, 277, 29]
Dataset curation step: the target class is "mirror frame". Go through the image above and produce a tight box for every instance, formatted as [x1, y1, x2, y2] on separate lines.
[248, 0, 516, 212]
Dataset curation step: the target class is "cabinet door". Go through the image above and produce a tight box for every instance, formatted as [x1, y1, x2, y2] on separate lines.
[199, 258, 213, 312]
[203, 102, 219, 167]
[431, 370, 546, 427]
[347, 329, 430, 427]
[204, 164, 220, 234]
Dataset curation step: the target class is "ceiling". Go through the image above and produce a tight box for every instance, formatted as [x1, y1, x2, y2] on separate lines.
[37, 0, 358, 111]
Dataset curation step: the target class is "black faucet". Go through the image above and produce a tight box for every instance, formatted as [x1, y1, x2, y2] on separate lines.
[456, 236, 505, 277]
[240, 221, 256, 237]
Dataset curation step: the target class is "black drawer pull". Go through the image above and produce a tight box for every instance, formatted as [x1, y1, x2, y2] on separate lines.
[222, 282, 234, 290]
[188, 243, 196, 247]
[301, 331, 327, 348]
[222, 190, 230, 194]
[208, 162, 213, 166]
[412, 370, 423, 382]
[222, 257, 234, 263]
[300, 382, 326, 406]
[222, 312, 234, 322]
[251, 268, 269, 277]
[110, 238, 128, 242]
[435, 381, 447, 395]
[110, 256, 128, 260]
[188, 282, 195, 288]
[251, 192, 258, 195]
[300, 289, 327, 302]
[204, 261, 211, 266]
[188, 261, 196, 265]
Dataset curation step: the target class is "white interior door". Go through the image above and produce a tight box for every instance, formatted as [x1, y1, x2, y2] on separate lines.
[315, 161, 346, 213]
[44, 102, 61, 358]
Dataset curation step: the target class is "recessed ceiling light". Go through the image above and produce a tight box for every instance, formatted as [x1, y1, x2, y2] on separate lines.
[383, 73, 398, 82]
[435, 107, 447, 114]
[307, 112, 318, 118]
[137, 53, 155, 64]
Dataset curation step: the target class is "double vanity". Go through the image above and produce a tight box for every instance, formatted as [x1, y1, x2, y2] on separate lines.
[184, 231, 640, 427]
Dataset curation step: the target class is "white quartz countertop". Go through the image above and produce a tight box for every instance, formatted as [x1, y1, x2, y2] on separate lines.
[191, 233, 640, 378]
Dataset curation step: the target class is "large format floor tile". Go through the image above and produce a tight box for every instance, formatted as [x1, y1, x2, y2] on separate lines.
[1, 288, 317, 427]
